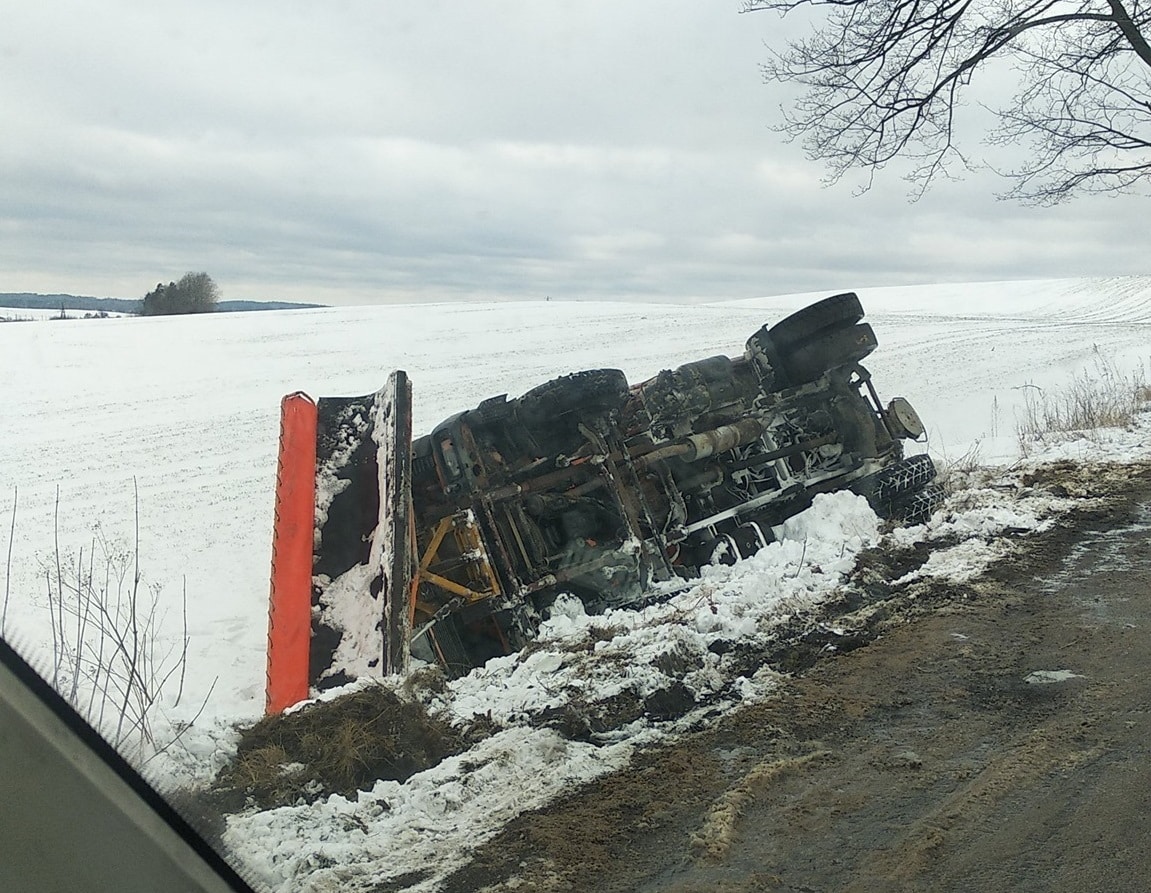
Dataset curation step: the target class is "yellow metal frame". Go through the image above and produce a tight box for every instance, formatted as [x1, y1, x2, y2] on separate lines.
[413, 512, 502, 610]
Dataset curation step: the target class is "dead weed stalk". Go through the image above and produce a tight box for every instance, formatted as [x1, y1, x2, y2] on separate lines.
[1016, 356, 1151, 455]
[41, 480, 208, 759]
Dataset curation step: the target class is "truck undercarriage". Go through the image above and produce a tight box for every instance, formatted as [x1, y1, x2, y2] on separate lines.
[266, 294, 942, 709]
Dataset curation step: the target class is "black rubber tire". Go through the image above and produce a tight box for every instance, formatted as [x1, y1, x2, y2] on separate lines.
[470, 394, 514, 425]
[779, 322, 877, 384]
[697, 535, 739, 567]
[872, 454, 938, 504]
[517, 369, 629, 419]
[768, 293, 864, 352]
[887, 483, 945, 526]
[516, 369, 630, 454]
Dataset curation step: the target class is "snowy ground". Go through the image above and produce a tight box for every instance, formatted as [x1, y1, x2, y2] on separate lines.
[2, 276, 1151, 891]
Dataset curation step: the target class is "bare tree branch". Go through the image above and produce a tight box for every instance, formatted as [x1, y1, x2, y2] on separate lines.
[744, 0, 1151, 201]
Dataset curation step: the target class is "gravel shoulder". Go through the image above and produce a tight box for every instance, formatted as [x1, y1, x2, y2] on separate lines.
[442, 462, 1151, 893]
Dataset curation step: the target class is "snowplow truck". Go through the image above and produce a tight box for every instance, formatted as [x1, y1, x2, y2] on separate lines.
[265, 293, 941, 712]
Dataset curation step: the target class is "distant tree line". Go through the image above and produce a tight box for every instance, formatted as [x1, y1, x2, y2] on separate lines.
[0, 291, 324, 315]
[141, 272, 220, 316]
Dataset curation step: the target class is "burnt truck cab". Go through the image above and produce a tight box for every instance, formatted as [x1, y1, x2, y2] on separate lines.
[403, 294, 939, 672]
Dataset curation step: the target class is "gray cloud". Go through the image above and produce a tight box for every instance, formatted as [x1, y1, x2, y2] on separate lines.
[0, 2, 1146, 306]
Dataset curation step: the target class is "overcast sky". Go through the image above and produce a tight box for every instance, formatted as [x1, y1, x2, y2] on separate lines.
[1, 1, 1147, 306]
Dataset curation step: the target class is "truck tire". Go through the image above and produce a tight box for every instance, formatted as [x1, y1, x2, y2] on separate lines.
[886, 483, 945, 526]
[779, 322, 877, 384]
[517, 369, 629, 420]
[516, 369, 630, 453]
[768, 293, 864, 352]
[872, 453, 937, 504]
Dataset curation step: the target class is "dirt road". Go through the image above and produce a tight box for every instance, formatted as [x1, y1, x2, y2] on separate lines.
[443, 463, 1151, 893]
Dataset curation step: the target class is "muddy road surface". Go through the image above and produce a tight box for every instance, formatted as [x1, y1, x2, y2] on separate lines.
[443, 463, 1151, 893]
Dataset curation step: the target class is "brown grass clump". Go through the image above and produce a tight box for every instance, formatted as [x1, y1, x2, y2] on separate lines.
[1016, 357, 1151, 454]
[211, 686, 463, 811]
[690, 750, 830, 862]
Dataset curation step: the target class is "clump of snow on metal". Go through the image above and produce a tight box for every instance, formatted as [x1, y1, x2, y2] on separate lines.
[312, 405, 370, 549]
[314, 562, 383, 682]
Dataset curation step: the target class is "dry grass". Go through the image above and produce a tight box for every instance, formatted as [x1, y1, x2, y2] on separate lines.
[690, 750, 830, 861]
[1016, 357, 1151, 455]
[930, 439, 986, 499]
[32, 483, 196, 759]
[210, 686, 464, 811]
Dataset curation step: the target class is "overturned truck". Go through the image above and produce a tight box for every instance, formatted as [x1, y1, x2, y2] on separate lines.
[265, 294, 941, 712]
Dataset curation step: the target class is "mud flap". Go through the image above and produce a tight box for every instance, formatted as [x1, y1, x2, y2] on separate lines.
[266, 372, 414, 712]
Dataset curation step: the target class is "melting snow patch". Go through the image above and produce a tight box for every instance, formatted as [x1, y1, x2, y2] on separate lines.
[1024, 670, 1084, 684]
[224, 727, 635, 893]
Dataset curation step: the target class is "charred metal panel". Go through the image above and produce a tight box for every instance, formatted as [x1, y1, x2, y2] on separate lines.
[379, 371, 414, 676]
[310, 371, 413, 689]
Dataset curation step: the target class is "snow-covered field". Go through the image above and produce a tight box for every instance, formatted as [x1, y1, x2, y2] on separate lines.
[0, 305, 127, 321]
[2, 276, 1151, 891]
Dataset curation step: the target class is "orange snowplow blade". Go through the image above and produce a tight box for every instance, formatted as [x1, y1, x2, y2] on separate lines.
[265, 393, 317, 714]
[265, 372, 414, 714]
